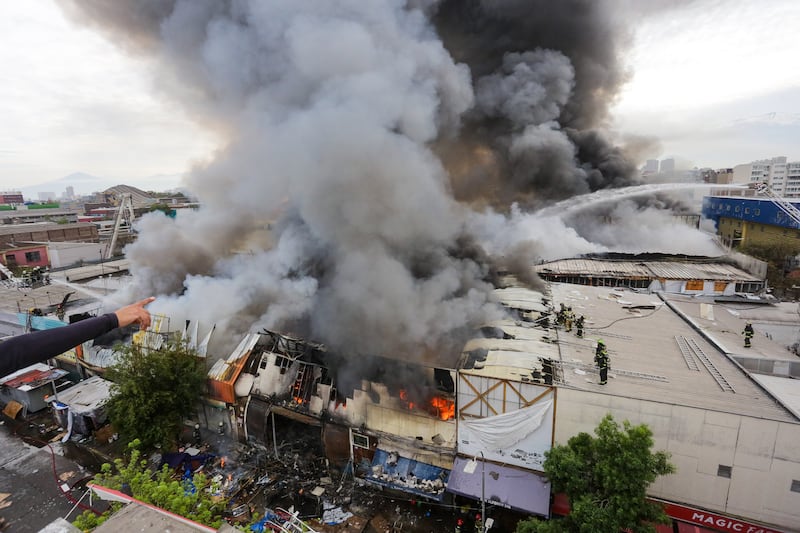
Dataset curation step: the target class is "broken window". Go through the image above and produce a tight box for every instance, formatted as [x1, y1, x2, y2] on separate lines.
[275, 355, 292, 375]
[434, 368, 455, 393]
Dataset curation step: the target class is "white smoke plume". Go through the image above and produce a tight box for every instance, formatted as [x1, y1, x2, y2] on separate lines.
[61, 0, 710, 362]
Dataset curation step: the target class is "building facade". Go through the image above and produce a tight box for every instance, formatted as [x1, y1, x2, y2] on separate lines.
[702, 196, 800, 251]
[0, 223, 99, 249]
[731, 157, 800, 198]
[0, 243, 49, 270]
[0, 192, 24, 205]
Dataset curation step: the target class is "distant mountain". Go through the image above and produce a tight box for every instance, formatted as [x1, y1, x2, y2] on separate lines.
[19, 172, 185, 200]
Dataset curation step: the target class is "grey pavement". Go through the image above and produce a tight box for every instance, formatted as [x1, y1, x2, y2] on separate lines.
[0, 420, 96, 532]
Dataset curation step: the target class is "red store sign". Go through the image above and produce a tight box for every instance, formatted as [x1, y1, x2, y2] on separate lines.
[660, 501, 786, 533]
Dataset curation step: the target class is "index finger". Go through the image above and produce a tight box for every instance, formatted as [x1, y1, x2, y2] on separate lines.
[134, 297, 156, 307]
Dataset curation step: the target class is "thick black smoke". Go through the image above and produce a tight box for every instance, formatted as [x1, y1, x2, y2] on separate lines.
[432, 0, 645, 206]
[57, 0, 710, 370]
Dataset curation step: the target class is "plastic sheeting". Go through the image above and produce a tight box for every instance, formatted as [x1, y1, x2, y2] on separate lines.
[460, 400, 552, 452]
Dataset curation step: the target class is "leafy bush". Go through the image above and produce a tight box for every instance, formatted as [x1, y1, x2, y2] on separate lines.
[105, 340, 206, 450]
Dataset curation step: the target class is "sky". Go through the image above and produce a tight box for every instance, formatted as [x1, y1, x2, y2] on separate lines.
[0, 0, 798, 193]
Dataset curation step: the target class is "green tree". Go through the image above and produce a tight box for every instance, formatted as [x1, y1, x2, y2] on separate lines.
[105, 340, 206, 449]
[517, 414, 675, 533]
[739, 242, 799, 297]
[72, 440, 225, 530]
[148, 202, 176, 217]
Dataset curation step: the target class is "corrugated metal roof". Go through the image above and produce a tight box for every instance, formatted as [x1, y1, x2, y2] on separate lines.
[207, 332, 260, 381]
[536, 258, 760, 282]
[51, 375, 112, 413]
[0, 222, 95, 236]
[644, 261, 757, 280]
[537, 258, 652, 277]
[459, 287, 560, 380]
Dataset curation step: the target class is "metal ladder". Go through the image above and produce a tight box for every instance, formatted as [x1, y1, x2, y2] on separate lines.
[559, 360, 668, 382]
[611, 368, 669, 383]
[684, 337, 735, 393]
[674, 336, 700, 371]
[266, 508, 319, 533]
[584, 330, 633, 340]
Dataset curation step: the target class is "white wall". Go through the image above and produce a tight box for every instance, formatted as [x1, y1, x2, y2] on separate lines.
[47, 242, 105, 269]
[554, 388, 800, 532]
[733, 164, 753, 184]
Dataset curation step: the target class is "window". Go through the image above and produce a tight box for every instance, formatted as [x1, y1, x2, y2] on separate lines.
[24, 251, 41, 262]
[5, 253, 16, 266]
[755, 209, 760, 215]
[352, 433, 370, 449]
[791, 479, 800, 493]
[686, 280, 704, 291]
[744, 208, 750, 214]
[274, 355, 292, 375]
[717, 465, 732, 478]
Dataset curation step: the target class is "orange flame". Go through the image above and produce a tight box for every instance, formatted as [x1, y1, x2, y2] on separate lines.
[430, 396, 455, 421]
[399, 389, 416, 410]
[220, 457, 226, 468]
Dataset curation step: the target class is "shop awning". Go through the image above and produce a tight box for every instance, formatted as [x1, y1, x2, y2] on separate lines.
[363, 449, 449, 501]
[447, 457, 551, 517]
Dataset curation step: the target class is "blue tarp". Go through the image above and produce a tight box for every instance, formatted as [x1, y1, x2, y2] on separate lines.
[160, 452, 215, 471]
[364, 449, 449, 501]
[16, 313, 67, 331]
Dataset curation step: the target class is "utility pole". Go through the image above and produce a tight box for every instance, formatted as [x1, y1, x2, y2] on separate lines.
[480, 451, 485, 533]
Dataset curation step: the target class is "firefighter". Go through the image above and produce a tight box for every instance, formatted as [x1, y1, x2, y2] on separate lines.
[576, 315, 585, 338]
[595, 340, 609, 385]
[564, 306, 574, 332]
[743, 323, 754, 348]
[556, 303, 566, 327]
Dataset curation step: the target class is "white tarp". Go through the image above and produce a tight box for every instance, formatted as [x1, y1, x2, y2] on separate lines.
[458, 399, 553, 470]
[460, 400, 552, 452]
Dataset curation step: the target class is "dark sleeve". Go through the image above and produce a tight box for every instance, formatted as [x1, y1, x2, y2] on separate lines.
[0, 313, 119, 378]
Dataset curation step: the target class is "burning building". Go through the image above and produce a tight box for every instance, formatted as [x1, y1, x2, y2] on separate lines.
[48, 0, 762, 527]
[210, 328, 462, 502]
[189, 278, 559, 514]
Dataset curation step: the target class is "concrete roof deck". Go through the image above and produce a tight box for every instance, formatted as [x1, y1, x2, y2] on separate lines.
[549, 283, 799, 424]
[663, 294, 799, 361]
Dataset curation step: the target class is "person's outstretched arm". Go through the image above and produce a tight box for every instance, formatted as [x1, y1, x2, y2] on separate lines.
[0, 297, 155, 378]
